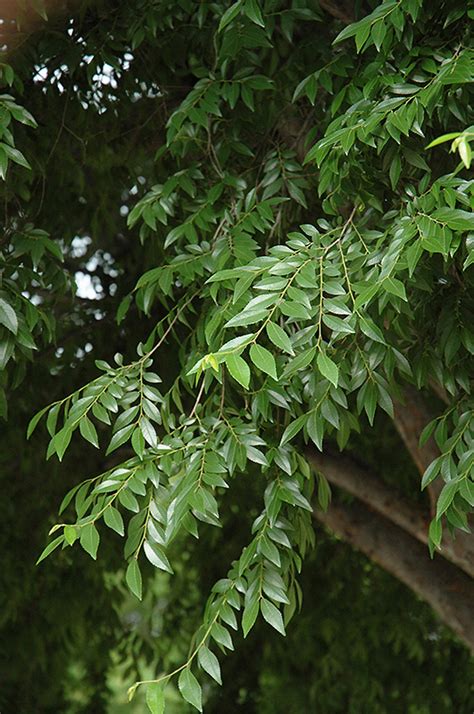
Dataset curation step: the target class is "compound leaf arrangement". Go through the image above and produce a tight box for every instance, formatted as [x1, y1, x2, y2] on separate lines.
[2, 0, 473, 709]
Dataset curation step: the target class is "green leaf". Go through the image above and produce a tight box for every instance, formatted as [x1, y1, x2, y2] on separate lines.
[261, 599, 286, 635]
[316, 352, 339, 387]
[178, 668, 202, 712]
[117, 294, 132, 324]
[106, 424, 135, 455]
[126, 559, 143, 600]
[218, 333, 255, 353]
[64, 525, 77, 545]
[436, 479, 461, 519]
[280, 413, 307, 446]
[244, 0, 265, 27]
[432, 208, 473, 232]
[140, 416, 158, 447]
[52, 426, 73, 462]
[218, 1, 242, 31]
[225, 308, 269, 328]
[266, 322, 294, 355]
[211, 622, 234, 650]
[242, 597, 260, 637]
[146, 682, 165, 714]
[225, 353, 251, 389]
[27, 404, 50, 439]
[382, 277, 407, 301]
[426, 132, 462, 148]
[317, 473, 331, 511]
[359, 317, 386, 344]
[307, 411, 324, 450]
[371, 19, 386, 51]
[79, 416, 99, 448]
[249, 343, 278, 380]
[79, 523, 100, 560]
[36, 534, 65, 564]
[146, 683, 165, 714]
[421, 457, 442, 490]
[104, 506, 125, 536]
[428, 518, 442, 549]
[198, 646, 222, 684]
[144, 541, 173, 573]
[1, 143, 31, 169]
[0, 297, 18, 334]
[333, 21, 359, 44]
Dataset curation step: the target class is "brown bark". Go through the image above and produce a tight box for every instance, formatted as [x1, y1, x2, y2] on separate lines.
[393, 387, 440, 505]
[308, 450, 429, 541]
[314, 500, 474, 652]
[307, 449, 474, 579]
[318, 0, 355, 24]
[393, 387, 474, 578]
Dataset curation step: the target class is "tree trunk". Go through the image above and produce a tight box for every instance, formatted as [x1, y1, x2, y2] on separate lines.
[393, 388, 474, 578]
[307, 449, 474, 579]
[313, 500, 474, 652]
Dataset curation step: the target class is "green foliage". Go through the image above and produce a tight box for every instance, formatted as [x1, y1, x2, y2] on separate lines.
[1, 0, 473, 710]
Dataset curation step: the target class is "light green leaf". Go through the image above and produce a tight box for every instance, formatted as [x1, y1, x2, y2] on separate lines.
[140, 416, 158, 447]
[144, 541, 173, 573]
[426, 132, 462, 148]
[104, 506, 125, 536]
[249, 343, 277, 380]
[436, 479, 461, 519]
[382, 277, 407, 301]
[52, 426, 73, 462]
[79, 523, 100, 560]
[280, 414, 307, 446]
[242, 597, 260, 637]
[218, 333, 255, 353]
[146, 683, 165, 714]
[428, 518, 442, 549]
[211, 622, 234, 650]
[64, 525, 77, 545]
[359, 317, 386, 344]
[316, 352, 339, 387]
[36, 534, 65, 564]
[225, 308, 269, 328]
[106, 424, 135, 455]
[126, 559, 143, 600]
[79, 415, 99, 448]
[198, 646, 222, 684]
[178, 668, 202, 712]
[261, 599, 286, 635]
[266, 322, 294, 354]
[225, 352, 251, 389]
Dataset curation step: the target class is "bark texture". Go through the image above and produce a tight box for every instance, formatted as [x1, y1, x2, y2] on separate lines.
[307, 449, 474, 579]
[392, 388, 474, 578]
[314, 500, 474, 652]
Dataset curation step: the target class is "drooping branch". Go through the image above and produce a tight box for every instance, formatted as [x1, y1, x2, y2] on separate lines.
[313, 500, 474, 652]
[307, 449, 474, 579]
[393, 387, 474, 576]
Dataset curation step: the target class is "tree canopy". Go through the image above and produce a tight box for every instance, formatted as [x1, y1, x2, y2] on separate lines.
[1, 0, 473, 711]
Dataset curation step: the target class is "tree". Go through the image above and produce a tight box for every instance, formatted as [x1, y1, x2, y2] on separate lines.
[1, 0, 473, 711]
